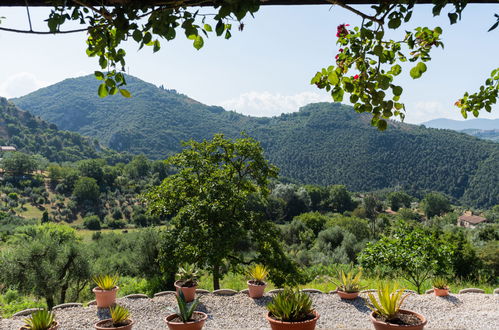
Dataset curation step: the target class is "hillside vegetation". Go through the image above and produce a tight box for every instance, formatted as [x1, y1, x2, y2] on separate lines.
[13, 75, 499, 208]
[0, 98, 114, 162]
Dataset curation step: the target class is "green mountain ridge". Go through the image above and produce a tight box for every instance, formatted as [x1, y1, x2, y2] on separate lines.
[0, 97, 114, 162]
[12, 75, 499, 208]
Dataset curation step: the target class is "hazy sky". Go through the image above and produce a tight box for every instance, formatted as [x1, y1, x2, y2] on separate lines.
[0, 4, 498, 123]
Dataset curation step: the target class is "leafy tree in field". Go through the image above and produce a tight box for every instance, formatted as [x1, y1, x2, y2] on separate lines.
[0, 224, 90, 309]
[387, 191, 412, 211]
[293, 212, 328, 236]
[77, 159, 105, 185]
[359, 223, 453, 294]
[363, 194, 383, 237]
[146, 134, 301, 289]
[327, 185, 356, 214]
[72, 177, 100, 204]
[0, 152, 37, 176]
[421, 192, 451, 218]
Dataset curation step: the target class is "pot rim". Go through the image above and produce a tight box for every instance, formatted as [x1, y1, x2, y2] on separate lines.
[247, 280, 267, 286]
[174, 280, 198, 289]
[266, 310, 320, 325]
[19, 321, 59, 330]
[165, 311, 208, 325]
[92, 286, 119, 292]
[433, 287, 449, 290]
[370, 309, 427, 327]
[94, 318, 134, 329]
[336, 289, 360, 294]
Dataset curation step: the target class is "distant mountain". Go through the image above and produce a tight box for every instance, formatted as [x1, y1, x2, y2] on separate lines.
[460, 129, 499, 143]
[422, 118, 499, 130]
[0, 97, 119, 162]
[13, 75, 499, 208]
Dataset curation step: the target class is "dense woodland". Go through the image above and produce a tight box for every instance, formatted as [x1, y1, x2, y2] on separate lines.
[13, 75, 499, 208]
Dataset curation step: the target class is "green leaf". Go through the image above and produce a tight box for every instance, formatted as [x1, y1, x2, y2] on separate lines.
[132, 30, 142, 42]
[204, 24, 212, 32]
[153, 40, 161, 53]
[392, 86, 403, 96]
[388, 18, 401, 29]
[328, 71, 339, 85]
[193, 36, 204, 50]
[332, 88, 344, 102]
[417, 62, 427, 74]
[215, 20, 224, 36]
[94, 71, 104, 80]
[119, 89, 131, 98]
[391, 64, 402, 76]
[448, 12, 458, 24]
[98, 83, 108, 98]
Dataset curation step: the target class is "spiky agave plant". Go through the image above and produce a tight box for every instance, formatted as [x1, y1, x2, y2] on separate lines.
[331, 268, 364, 293]
[367, 282, 410, 320]
[110, 305, 131, 327]
[22, 309, 56, 330]
[92, 274, 119, 290]
[175, 290, 201, 322]
[267, 288, 314, 322]
[247, 264, 269, 285]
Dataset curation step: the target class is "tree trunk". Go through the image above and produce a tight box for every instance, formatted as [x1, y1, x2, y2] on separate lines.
[213, 262, 220, 290]
[46, 296, 55, 310]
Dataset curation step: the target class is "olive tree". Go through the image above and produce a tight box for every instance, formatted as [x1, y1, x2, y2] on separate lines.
[146, 134, 301, 289]
[0, 224, 90, 309]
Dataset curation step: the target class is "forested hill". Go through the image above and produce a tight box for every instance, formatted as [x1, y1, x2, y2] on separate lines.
[0, 97, 113, 162]
[13, 75, 499, 208]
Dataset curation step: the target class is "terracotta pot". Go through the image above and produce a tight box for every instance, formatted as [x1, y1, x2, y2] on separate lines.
[174, 281, 197, 303]
[433, 287, 449, 297]
[247, 280, 267, 298]
[93, 286, 119, 308]
[336, 290, 359, 300]
[370, 309, 427, 330]
[164, 311, 208, 330]
[266, 310, 320, 330]
[94, 318, 134, 330]
[20, 321, 59, 330]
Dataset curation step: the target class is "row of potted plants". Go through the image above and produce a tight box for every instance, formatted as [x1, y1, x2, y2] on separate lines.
[19, 266, 451, 330]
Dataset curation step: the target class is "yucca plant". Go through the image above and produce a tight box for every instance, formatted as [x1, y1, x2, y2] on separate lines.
[110, 305, 131, 327]
[267, 288, 314, 322]
[22, 309, 56, 330]
[176, 264, 199, 287]
[432, 277, 449, 289]
[174, 290, 200, 322]
[331, 268, 363, 293]
[93, 274, 119, 290]
[367, 282, 409, 320]
[247, 264, 269, 285]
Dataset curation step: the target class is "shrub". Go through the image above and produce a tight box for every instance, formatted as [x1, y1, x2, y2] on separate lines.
[83, 215, 101, 230]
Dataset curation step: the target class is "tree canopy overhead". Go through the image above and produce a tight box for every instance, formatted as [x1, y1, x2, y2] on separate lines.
[0, 0, 497, 129]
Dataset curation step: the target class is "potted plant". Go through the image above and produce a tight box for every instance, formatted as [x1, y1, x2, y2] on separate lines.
[331, 267, 363, 300]
[165, 291, 208, 330]
[95, 305, 134, 330]
[20, 309, 58, 330]
[367, 282, 427, 330]
[432, 277, 449, 297]
[246, 264, 269, 298]
[174, 264, 199, 303]
[92, 274, 120, 308]
[266, 287, 320, 330]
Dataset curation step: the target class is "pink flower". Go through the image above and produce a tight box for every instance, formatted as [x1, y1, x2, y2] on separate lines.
[339, 48, 344, 52]
[336, 24, 350, 38]
[353, 74, 359, 80]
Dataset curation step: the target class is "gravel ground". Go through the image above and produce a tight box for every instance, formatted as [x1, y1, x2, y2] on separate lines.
[1, 293, 498, 329]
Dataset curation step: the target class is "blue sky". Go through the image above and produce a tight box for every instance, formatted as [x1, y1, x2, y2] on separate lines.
[0, 4, 498, 123]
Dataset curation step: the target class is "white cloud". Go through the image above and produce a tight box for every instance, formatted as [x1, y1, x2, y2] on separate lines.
[218, 91, 331, 117]
[0, 72, 48, 98]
